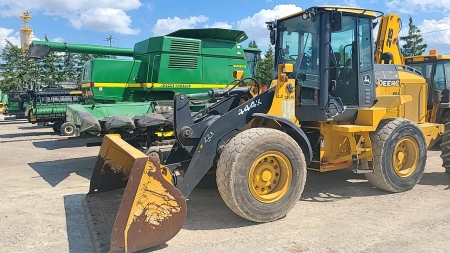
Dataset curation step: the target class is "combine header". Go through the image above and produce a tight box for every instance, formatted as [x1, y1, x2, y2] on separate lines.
[24, 89, 84, 131]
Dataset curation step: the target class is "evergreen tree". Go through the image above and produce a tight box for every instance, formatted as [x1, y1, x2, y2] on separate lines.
[256, 46, 275, 86]
[61, 52, 78, 83]
[73, 53, 93, 84]
[248, 40, 258, 48]
[39, 34, 64, 88]
[0, 36, 122, 92]
[0, 40, 40, 91]
[400, 15, 427, 56]
[0, 40, 21, 91]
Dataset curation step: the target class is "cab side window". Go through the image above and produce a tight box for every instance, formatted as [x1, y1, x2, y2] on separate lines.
[330, 15, 358, 106]
[434, 61, 445, 91]
[358, 18, 372, 72]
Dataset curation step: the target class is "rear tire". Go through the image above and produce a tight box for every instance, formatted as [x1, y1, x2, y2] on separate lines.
[61, 122, 76, 136]
[441, 110, 450, 125]
[216, 128, 307, 222]
[440, 122, 450, 176]
[365, 118, 427, 192]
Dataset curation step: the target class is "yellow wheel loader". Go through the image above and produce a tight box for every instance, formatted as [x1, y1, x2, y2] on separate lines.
[83, 5, 444, 253]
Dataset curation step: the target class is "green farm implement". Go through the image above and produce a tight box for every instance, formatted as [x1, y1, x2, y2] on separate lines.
[2, 91, 28, 118]
[24, 89, 84, 131]
[29, 28, 261, 149]
[0, 91, 7, 114]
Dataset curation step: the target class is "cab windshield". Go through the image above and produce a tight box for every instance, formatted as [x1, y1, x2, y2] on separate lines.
[244, 49, 260, 79]
[274, 14, 321, 90]
[408, 61, 449, 91]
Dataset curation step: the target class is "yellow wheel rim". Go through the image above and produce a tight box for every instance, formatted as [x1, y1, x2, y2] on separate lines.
[392, 136, 419, 178]
[248, 151, 292, 203]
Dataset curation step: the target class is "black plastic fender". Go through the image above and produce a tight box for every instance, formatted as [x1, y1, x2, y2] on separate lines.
[252, 113, 313, 164]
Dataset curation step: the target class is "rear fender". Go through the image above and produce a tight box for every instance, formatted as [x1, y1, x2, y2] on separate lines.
[252, 113, 313, 164]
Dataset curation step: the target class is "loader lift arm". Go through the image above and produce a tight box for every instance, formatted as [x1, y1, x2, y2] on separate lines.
[374, 13, 404, 64]
[165, 84, 312, 198]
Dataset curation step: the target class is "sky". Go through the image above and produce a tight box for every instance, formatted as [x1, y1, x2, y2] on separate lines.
[1, 0, 450, 54]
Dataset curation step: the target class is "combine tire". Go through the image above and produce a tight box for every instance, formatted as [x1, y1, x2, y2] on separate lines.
[216, 128, 307, 222]
[365, 118, 427, 192]
[52, 121, 62, 133]
[60, 122, 76, 136]
[440, 122, 450, 176]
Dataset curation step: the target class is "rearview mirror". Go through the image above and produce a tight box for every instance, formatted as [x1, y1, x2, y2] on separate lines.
[331, 11, 342, 32]
[266, 21, 277, 45]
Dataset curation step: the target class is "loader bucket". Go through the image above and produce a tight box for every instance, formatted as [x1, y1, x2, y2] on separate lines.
[83, 134, 187, 253]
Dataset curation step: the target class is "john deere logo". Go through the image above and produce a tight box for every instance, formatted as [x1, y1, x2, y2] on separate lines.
[363, 74, 371, 85]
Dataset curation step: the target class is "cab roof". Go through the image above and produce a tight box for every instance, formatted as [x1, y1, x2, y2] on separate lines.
[278, 5, 379, 21]
[166, 28, 248, 43]
[405, 49, 450, 63]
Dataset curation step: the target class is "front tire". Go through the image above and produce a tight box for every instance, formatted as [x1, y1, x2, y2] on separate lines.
[365, 118, 427, 192]
[216, 128, 307, 222]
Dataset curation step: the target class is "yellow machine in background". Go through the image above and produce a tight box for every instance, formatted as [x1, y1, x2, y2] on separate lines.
[402, 49, 450, 175]
[80, 6, 445, 253]
[404, 49, 450, 125]
[374, 16, 450, 129]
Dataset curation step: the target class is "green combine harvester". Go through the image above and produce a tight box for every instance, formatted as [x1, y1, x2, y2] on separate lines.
[29, 28, 261, 148]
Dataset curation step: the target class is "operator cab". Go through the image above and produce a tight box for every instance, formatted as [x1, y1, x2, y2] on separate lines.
[405, 49, 450, 106]
[267, 6, 381, 122]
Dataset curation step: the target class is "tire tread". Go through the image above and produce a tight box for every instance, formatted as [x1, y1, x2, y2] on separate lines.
[365, 118, 426, 192]
[216, 128, 306, 222]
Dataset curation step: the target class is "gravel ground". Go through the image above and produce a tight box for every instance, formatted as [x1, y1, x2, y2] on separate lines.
[0, 115, 449, 253]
